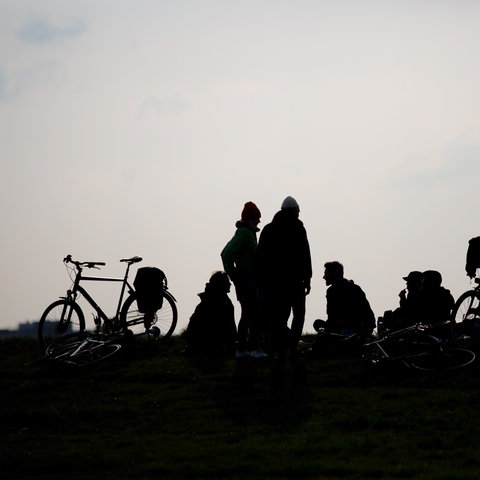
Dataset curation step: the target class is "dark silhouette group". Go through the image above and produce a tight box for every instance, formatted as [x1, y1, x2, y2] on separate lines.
[380, 269, 454, 333]
[184, 196, 457, 360]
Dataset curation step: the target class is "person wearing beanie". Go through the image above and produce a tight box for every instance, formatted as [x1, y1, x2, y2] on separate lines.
[256, 196, 312, 359]
[281, 196, 300, 210]
[221, 201, 266, 358]
[241, 201, 261, 221]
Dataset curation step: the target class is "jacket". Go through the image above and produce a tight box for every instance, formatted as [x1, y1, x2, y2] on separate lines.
[256, 210, 312, 286]
[186, 283, 237, 353]
[326, 278, 375, 336]
[221, 221, 259, 281]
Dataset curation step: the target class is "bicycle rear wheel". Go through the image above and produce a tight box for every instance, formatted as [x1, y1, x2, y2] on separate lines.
[408, 347, 475, 371]
[38, 300, 85, 350]
[120, 291, 177, 339]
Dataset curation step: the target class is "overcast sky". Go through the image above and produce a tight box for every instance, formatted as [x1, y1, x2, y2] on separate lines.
[1, 0, 480, 334]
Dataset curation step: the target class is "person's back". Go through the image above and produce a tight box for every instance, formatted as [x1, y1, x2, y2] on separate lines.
[256, 208, 312, 289]
[256, 196, 312, 357]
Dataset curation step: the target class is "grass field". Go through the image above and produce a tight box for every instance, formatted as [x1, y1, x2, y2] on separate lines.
[2, 336, 480, 480]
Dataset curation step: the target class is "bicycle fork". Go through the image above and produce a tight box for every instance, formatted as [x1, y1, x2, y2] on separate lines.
[57, 296, 76, 334]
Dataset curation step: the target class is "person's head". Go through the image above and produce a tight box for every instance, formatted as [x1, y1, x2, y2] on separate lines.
[323, 261, 344, 286]
[208, 271, 231, 294]
[422, 270, 442, 290]
[241, 201, 261, 227]
[281, 196, 300, 218]
[402, 271, 423, 290]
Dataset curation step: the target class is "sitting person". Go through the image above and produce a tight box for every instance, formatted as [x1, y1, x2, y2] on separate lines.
[312, 261, 375, 357]
[185, 271, 237, 356]
[323, 261, 375, 339]
[382, 270, 454, 334]
[418, 270, 455, 325]
[383, 271, 423, 331]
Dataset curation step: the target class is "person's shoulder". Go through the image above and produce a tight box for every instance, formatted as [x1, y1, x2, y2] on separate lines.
[259, 221, 274, 236]
[345, 279, 366, 294]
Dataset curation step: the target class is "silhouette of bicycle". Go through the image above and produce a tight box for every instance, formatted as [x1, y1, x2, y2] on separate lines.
[38, 255, 177, 349]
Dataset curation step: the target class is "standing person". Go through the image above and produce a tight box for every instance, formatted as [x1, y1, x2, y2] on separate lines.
[322, 261, 375, 340]
[185, 271, 237, 357]
[221, 201, 266, 358]
[256, 196, 312, 358]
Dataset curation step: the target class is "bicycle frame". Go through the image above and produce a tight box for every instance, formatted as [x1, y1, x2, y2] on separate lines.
[63, 256, 140, 330]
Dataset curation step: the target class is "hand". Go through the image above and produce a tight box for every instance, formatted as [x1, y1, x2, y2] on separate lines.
[304, 280, 311, 295]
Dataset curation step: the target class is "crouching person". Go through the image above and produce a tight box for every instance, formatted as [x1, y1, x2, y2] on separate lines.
[185, 271, 237, 357]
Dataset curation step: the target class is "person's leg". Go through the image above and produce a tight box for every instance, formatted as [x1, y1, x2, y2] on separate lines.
[269, 288, 292, 356]
[235, 279, 262, 353]
[260, 285, 290, 355]
[290, 284, 306, 351]
[234, 280, 250, 353]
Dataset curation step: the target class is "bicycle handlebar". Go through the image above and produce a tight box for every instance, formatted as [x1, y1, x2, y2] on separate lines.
[63, 254, 142, 270]
[63, 255, 106, 269]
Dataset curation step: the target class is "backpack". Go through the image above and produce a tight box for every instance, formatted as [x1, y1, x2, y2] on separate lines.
[133, 267, 166, 313]
[466, 237, 480, 278]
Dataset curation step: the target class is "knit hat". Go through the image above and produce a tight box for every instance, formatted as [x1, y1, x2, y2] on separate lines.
[241, 201, 261, 220]
[281, 196, 300, 209]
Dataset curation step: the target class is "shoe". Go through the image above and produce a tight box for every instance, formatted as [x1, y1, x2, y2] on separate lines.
[249, 349, 268, 359]
[235, 350, 250, 359]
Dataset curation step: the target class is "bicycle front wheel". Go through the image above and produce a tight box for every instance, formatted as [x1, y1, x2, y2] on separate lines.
[120, 291, 177, 339]
[38, 300, 85, 350]
[408, 347, 475, 371]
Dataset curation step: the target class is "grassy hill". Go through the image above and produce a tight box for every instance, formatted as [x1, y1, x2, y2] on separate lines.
[2, 336, 480, 480]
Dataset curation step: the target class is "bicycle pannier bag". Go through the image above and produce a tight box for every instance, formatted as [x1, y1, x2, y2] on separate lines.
[133, 267, 166, 313]
[466, 236, 480, 278]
